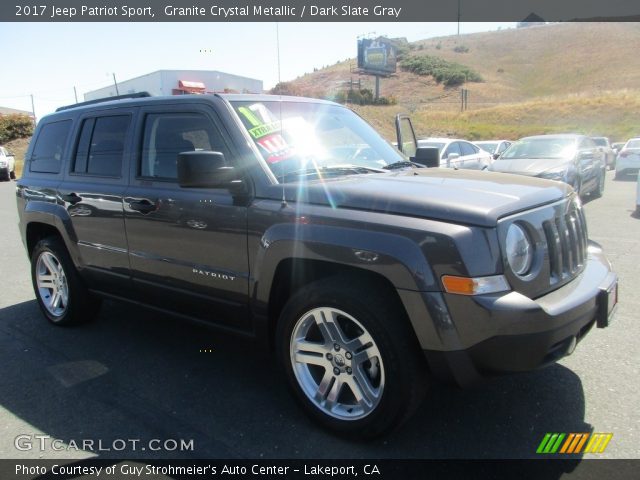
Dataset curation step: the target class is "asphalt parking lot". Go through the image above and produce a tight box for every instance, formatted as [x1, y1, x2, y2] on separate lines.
[0, 171, 638, 461]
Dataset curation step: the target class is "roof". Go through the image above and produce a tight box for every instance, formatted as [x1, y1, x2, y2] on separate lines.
[51, 93, 340, 116]
[0, 106, 32, 116]
[419, 137, 463, 143]
[520, 134, 586, 140]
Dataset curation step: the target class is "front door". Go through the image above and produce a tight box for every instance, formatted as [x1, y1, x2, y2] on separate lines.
[123, 105, 250, 331]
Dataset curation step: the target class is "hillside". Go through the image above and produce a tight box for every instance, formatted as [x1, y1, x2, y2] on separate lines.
[281, 23, 640, 141]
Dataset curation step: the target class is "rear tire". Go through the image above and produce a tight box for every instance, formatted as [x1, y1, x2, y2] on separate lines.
[276, 276, 428, 439]
[31, 236, 101, 326]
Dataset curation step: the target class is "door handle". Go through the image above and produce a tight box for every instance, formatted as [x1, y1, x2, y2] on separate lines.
[128, 199, 157, 214]
[61, 193, 82, 205]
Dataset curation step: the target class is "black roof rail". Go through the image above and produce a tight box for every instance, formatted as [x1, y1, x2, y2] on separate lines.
[55, 92, 152, 112]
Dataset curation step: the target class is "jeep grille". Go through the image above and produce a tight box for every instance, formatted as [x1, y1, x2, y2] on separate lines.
[542, 201, 588, 285]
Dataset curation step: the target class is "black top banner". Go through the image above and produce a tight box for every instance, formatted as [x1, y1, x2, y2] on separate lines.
[3, 0, 640, 22]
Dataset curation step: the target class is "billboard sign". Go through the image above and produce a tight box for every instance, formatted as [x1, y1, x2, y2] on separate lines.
[357, 38, 397, 75]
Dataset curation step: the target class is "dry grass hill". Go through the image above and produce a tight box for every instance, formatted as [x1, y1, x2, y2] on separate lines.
[281, 22, 640, 141]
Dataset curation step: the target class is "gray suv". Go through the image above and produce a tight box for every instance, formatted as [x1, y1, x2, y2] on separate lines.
[16, 93, 618, 438]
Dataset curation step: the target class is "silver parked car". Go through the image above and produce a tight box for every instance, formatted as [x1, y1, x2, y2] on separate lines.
[615, 137, 640, 180]
[591, 136, 616, 170]
[475, 140, 512, 160]
[417, 137, 492, 170]
[489, 134, 606, 198]
[0, 146, 16, 181]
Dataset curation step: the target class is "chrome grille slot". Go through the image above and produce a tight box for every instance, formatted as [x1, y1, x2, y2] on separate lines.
[544, 202, 587, 284]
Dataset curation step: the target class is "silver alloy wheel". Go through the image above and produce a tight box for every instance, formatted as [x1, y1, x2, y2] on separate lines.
[36, 251, 69, 317]
[289, 307, 385, 421]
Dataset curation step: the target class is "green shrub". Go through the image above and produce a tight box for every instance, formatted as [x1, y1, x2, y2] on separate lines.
[0, 114, 33, 143]
[401, 55, 482, 86]
[453, 45, 469, 53]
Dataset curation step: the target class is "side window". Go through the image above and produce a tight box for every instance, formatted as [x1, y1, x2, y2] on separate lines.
[443, 142, 462, 158]
[140, 112, 227, 180]
[499, 142, 510, 154]
[30, 120, 72, 173]
[460, 142, 477, 156]
[73, 115, 130, 177]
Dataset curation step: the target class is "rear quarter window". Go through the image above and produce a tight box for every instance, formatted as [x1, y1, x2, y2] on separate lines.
[30, 120, 72, 174]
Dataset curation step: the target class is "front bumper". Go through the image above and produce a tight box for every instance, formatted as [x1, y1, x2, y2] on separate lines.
[414, 241, 617, 387]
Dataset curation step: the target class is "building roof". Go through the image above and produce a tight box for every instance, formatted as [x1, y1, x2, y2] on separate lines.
[0, 106, 32, 116]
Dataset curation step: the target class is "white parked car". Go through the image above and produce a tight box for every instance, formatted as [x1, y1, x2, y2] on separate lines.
[615, 138, 640, 180]
[0, 146, 16, 181]
[417, 137, 492, 170]
[636, 171, 640, 216]
[475, 140, 512, 159]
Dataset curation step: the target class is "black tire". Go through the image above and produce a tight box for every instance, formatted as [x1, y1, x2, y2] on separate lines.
[276, 276, 428, 439]
[30, 236, 101, 326]
[1, 170, 9, 181]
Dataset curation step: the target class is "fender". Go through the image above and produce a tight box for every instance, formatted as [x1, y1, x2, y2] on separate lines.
[22, 200, 83, 267]
[251, 222, 437, 308]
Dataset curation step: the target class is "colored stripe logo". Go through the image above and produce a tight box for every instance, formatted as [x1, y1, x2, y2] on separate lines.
[537, 433, 613, 454]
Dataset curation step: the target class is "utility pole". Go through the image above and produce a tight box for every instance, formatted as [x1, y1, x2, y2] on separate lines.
[73, 86, 78, 103]
[112, 73, 120, 95]
[276, 23, 281, 84]
[30, 94, 36, 125]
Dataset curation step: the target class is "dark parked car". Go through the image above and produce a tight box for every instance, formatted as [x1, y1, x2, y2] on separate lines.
[16, 94, 617, 438]
[489, 134, 606, 198]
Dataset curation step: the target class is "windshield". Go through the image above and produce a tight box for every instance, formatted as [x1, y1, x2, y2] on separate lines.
[500, 138, 577, 160]
[476, 142, 498, 153]
[592, 137, 608, 147]
[417, 141, 446, 152]
[231, 100, 405, 182]
[626, 139, 640, 149]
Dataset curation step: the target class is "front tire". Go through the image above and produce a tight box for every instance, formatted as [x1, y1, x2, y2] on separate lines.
[276, 277, 428, 439]
[31, 236, 101, 326]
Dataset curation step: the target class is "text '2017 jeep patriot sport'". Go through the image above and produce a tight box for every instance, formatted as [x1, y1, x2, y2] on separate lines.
[16, 93, 618, 438]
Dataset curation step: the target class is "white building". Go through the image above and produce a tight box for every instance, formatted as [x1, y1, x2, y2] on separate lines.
[84, 70, 263, 101]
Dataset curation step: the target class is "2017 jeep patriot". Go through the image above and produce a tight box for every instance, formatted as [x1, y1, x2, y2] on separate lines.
[16, 93, 618, 438]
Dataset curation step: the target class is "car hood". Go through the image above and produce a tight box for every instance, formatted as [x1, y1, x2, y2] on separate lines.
[489, 158, 572, 176]
[283, 168, 571, 227]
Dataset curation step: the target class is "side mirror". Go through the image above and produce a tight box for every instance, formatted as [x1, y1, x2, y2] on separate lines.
[493, 153, 500, 160]
[411, 147, 440, 168]
[177, 151, 240, 189]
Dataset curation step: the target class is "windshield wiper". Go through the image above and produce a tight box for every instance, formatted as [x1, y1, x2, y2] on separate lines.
[383, 160, 425, 170]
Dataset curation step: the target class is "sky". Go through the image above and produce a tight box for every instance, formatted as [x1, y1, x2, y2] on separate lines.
[0, 22, 514, 118]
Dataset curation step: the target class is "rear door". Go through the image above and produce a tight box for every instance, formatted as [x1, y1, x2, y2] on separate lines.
[58, 109, 135, 293]
[123, 103, 251, 331]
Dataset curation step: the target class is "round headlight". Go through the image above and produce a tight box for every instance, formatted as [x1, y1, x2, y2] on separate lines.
[506, 224, 533, 276]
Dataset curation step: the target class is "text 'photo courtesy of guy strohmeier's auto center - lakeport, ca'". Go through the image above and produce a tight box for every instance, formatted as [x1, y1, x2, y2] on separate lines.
[0, 0, 639, 479]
